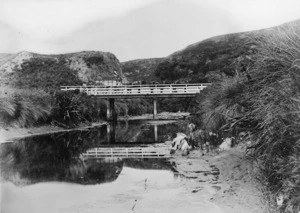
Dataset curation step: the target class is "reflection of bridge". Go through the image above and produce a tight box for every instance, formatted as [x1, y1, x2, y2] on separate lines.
[82, 147, 170, 159]
[61, 83, 210, 120]
[106, 122, 159, 143]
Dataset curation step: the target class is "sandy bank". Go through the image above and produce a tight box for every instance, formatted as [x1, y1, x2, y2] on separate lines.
[170, 145, 274, 213]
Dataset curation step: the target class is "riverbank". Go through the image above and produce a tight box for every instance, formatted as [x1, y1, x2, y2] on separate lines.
[170, 145, 276, 213]
[0, 112, 189, 143]
[0, 122, 107, 143]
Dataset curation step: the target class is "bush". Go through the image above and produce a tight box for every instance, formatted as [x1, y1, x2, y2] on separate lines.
[51, 91, 107, 127]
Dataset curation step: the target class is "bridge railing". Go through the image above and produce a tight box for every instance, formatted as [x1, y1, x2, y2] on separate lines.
[60, 83, 211, 96]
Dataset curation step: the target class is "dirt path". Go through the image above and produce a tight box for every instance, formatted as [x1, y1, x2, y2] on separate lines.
[170, 146, 272, 213]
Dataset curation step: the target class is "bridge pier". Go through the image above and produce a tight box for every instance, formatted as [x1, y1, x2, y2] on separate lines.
[107, 98, 116, 121]
[153, 99, 157, 119]
[107, 122, 116, 143]
[154, 124, 158, 142]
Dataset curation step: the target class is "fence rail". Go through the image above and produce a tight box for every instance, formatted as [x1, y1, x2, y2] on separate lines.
[82, 147, 170, 159]
[60, 84, 210, 97]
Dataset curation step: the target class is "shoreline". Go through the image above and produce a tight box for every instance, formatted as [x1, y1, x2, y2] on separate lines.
[0, 112, 189, 143]
[0, 122, 107, 143]
[170, 145, 274, 213]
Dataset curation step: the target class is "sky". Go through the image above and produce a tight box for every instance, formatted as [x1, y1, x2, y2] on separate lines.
[1, 0, 300, 61]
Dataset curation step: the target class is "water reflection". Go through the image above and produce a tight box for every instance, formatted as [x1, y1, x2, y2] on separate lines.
[0, 135, 174, 186]
[0, 120, 187, 187]
[0, 120, 225, 213]
[106, 120, 185, 144]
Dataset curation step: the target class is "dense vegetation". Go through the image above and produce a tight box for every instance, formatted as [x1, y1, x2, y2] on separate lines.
[0, 88, 168, 128]
[11, 57, 82, 91]
[194, 21, 300, 212]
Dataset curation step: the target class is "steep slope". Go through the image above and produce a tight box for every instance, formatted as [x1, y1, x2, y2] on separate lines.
[154, 31, 258, 83]
[121, 58, 164, 83]
[0, 51, 125, 90]
[125, 22, 300, 84]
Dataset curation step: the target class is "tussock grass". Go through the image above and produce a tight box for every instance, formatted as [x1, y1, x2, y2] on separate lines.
[197, 21, 300, 212]
[0, 87, 52, 127]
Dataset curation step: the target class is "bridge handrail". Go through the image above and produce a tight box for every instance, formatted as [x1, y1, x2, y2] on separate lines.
[60, 83, 211, 90]
[60, 83, 211, 96]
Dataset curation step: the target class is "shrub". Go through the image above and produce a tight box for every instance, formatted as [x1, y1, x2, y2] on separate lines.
[51, 91, 107, 127]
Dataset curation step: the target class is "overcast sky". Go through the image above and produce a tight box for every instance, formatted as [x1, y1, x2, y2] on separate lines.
[1, 0, 300, 61]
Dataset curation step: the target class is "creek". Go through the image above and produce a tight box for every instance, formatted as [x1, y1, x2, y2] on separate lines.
[0, 119, 223, 213]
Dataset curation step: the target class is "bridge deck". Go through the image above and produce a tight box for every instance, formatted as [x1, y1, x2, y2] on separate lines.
[82, 147, 171, 159]
[61, 83, 210, 98]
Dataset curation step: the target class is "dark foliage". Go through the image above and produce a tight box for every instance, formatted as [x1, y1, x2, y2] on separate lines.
[11, 57, 82, 92]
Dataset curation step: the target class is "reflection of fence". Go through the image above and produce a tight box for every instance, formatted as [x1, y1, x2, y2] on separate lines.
[82, 147, 170, 159]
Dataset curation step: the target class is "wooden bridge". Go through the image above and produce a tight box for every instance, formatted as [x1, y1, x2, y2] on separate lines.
[60, 83, 210, 120]
[82, 147, 170, 159]
[61, 83, 210, 98]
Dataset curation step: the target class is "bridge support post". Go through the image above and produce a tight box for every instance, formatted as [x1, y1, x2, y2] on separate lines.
[154, 124, 158, 142]
[153, 98, 157, 119]
[107, 98, 116, 121]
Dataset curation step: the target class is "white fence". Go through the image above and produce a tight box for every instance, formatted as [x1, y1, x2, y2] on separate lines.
[60, 84, 210, 96]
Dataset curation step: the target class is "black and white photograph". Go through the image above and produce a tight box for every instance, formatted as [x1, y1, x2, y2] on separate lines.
[1, 0, 300, 212]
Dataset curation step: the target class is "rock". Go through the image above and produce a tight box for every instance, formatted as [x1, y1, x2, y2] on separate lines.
[219, 137, 233, 151]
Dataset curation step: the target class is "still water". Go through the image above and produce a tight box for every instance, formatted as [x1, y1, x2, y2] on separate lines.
[0, 120, 223, 213]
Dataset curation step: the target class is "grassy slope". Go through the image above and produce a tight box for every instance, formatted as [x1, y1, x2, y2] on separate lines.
[122, 30, 267, 84]
[121, 58, 164, 83]
[157, 31, 259, 83]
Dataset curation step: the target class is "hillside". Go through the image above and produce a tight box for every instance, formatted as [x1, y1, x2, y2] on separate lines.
[122, 26, 288, 84]
[121, 32, 258, 83]
[121, 58, 164, 83]
[167, 32, 257, 81]
[0, 51, 125, 90]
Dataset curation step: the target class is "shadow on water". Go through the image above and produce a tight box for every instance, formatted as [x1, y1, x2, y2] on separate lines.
[0, 120, 187, 187]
